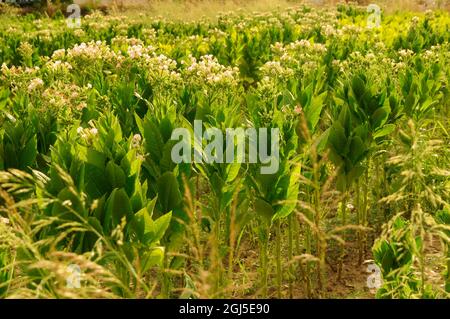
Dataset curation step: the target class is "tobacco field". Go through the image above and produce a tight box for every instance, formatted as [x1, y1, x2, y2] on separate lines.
[0, 1, 449, 299]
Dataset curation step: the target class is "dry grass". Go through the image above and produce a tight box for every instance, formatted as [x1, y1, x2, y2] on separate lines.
[74, 0, 450, 20]
[94, 0, 297, 20]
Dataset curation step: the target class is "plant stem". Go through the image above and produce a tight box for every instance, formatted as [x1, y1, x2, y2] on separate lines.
[362, 159, 369, 258]
[260, 225, 269, 298]
[275, 219, 282, 299]
[313, 160, 325, 294]
[446, 248, 450, 293]
[305, 221, 312, 297]
[338, 192, 348, 281]
[288, 214, 294, 299]
[356, 178, 363, 265]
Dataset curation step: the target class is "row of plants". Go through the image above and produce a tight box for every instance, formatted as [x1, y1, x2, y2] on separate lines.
[0, 4, 449, 298]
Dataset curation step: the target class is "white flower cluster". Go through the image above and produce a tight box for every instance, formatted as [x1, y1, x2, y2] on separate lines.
[286, 40, 327, 54]
[342, 49, 398, 82]
[341, 24, 363, 35]
[52, 48, 66, 60]
[131, 133, 142, 149]
[322, 24, 342, 37]
[73, 29, 86, 38]
[84, 11, 106, 22]
[423, 50, 434, 59]
[86, 21, 110, 33]
[111, 36, 145, 51]
[67, 41, 118, 63]
[35, 82, 90, 116]
[145, 53, 181, 86]
[421, 45, 445, 65]
[260, 61, 294, 79]
[114, 23, 130, 36]
[398, 49, 415, 60]
[142, 28, 157, 40]
[374, 42, 386, 52]
[0, 63, 7, 75]
[269, 40, 327, 77]
[1, 63, 42, 92]
[257, 62, 294, 100]
[45, 60, 73, 73]
[126, 44, 156, 60]
[18, 41, 33, 60]
[270, 42, 286, 57]
[77, 125, 98, 141]
[183, 55, 239, 88]
[33, 29, 53, 42]
[28, 77, 44, 92]
[207, 28, 227, 39]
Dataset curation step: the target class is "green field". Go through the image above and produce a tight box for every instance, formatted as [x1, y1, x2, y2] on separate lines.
[0, 2, 449, 299]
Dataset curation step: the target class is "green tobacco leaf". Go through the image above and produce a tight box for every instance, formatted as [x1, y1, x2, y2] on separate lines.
[142, 118, 164, 162]
[374, 124, 396, 139]
[374, 240, 395, 273]
[316, 128, 330, 154]
[273, 165, 301, 221]
[371, 106, 390, 130]
[328, 122, 347, 156]
[255, 198, 274, 226]
[82, 148, 106, 170]
[0, 89, 9, 111]
[338, 105, 352, 134]
[347, 163, 365, 184]
[348, 136, 367, 165]
[151, 212, 172, 244]
[281, 90, 296, 107]
[84, 164, 109, 199]
[19, 135, 37, 169]
[404, 91, 416, 115]
[159, 117, 173, 143]
[351, 75, 365, 98]
[141, 247, 165, 272]
[146, 196, 158, 218]
[87, 217, 103, 234]
[106, 160, 126, 189]
[132, 207, 153, 240]
[133, 206, 171, 245]
[419, 98, 437, 113]
[157, 172, 182, 213]
[305, 92, 326, 131]
[226, 162, 241, 183]
[105, 188, 133, 231]
[336, 173, 347, 192]
[436, 209, 450, 236]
